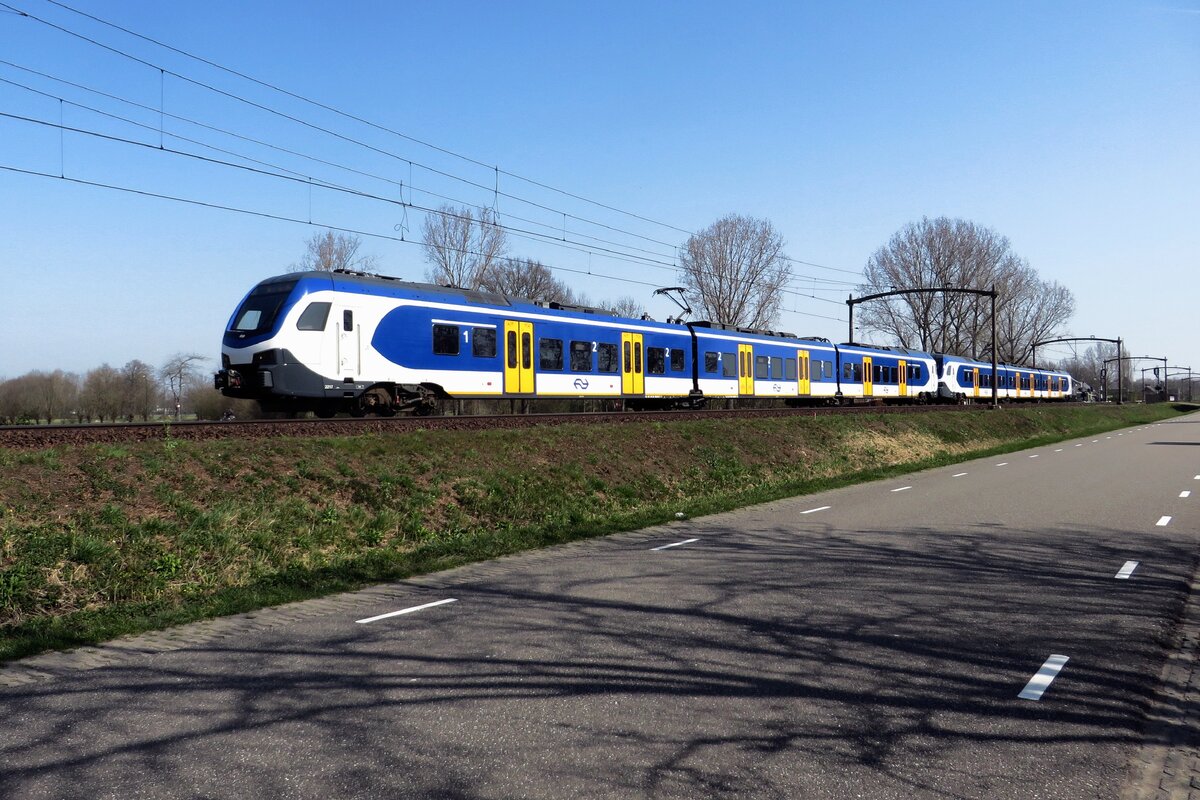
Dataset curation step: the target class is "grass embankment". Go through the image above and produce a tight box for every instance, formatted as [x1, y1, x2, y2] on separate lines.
[0, 403, 1190, 662]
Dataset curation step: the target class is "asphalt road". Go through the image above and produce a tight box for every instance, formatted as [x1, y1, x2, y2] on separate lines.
[2, 413, 1198, 799]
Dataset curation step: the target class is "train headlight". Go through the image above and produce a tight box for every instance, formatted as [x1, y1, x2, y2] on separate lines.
[253, 349, 279, 366]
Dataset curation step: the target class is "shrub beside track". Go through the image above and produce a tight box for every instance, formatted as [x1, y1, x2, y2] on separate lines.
[0, 403, 1190, 662]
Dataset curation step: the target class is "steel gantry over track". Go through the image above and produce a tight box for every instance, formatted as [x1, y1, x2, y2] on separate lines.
[1104, 355, 1166, 404]
[848, 286, 999, 409]
[1032, 336, 1124, 405]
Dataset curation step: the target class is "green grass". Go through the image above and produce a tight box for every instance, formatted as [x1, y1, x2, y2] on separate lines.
[0, 403, 1189, 662]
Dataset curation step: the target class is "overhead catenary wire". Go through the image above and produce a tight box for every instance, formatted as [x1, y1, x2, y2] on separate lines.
[0, 58, 865, 299]
[0, 63, 860, 301]
[0, 161, 850, 325]
[0, 0, 862, 329]
[1, 0, 865, 281]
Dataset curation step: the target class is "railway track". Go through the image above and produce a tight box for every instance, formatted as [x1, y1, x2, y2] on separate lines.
[0, 403, 1072, 450]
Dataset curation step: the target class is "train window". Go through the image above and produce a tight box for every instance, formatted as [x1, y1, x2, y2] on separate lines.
[507, 331, 517, 368]
[824, 361, 834, 379]
[521, 332, 532, 369]
[755, 356, 769, 379]
[473, 327, 496, 358]
[231, 279, 298, 334]
[785, 358, 797, 380]
[597, 343, 618, 373]
[704, 351, 720, 373]
[539, 338, 563, 370]
[771, 357, 783, 380]
[343, 310, 354, 333]
[872, 364, 882, 383]
[844, 362, 862, 382]
[722, 353, 737, 378]
[296, 302, 331, 331]
[623, 341, 631, 373]
[671, 349, 685, 372]
[570, 341, 592, 371]
[634, 341, 642, 373]
[433, 324, 459, 355]
[647, 347, 666, 375]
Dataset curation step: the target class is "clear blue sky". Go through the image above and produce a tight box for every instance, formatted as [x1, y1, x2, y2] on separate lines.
[2, 1, 1197, 384]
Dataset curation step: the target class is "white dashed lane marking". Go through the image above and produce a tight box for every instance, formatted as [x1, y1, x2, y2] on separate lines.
[1019, 655, 1070, 701]
[1029, 455, 1039, 459]
[1156, 516, 1172, 527]
[356, 598, 458, 625]
[996, 462, 1009, 467]
[1115, 561, 1139, 580]
[1182, 491, 1192, 499]
[891, 486, 912, 493]
[952, 473, 968, 478]
[801, 506, 831, 514]
[651, 538, 699, 551]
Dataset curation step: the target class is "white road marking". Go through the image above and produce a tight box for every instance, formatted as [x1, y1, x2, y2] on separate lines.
[1195, 475, 1199, 480]
[891, 486, 912, 493]
[651, 538, 699, 551]
[1054, 449, 1063, 452]
[952, 472, 968, 478]
[996, 462, 1009, 467]
[1182, 491, 1192, 499]
[1075, 444, 1084, 447]
[1029, 455, 1039, 458]
[801, 506, 831, 514]
[1156, 516, 1172, 527]
[1115, 561, 1139, 580]
[1019, 655, 1070, 701]
[1092, 440, 1099, 443]
[357, 598, 458, 624]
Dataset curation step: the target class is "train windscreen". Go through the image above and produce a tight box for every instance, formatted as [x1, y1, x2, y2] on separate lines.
[230, 279, 299, 334]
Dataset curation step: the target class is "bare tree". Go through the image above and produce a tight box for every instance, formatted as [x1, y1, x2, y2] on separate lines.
[79, 365, 124, 423]
[21, 370, 79, 424]
[289, 230, 379, 273]
[478, 258, 574, 302]
[0, 376, 37, 424]
[678, 214, 790, 329]
[421, 204, 507, 288]
[858, 217, 1074, 362]
[123, 360, 159, 421]
[160, 353, 208, 419]
[600, 295, 646, 320]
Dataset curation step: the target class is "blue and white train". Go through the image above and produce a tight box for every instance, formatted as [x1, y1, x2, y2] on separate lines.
[214, 270, 1074, 416]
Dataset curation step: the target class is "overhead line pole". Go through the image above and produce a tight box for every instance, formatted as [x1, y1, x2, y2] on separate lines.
[849, 286, 998, 409]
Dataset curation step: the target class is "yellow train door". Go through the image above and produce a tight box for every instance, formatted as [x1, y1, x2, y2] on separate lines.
[863, 356, 873, 397]
[972, 367, 980, 399]
[503, 320, 534, 394]
[621, 332, 644, 395]
[798, 349, 811, 395]
[898, 359, 907, 398]
[738, 344, 755, 396]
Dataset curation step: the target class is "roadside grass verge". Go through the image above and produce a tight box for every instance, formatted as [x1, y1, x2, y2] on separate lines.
[0, 403, 1187, 662]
